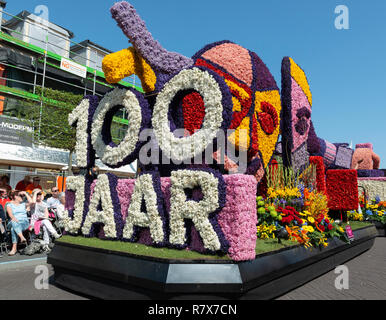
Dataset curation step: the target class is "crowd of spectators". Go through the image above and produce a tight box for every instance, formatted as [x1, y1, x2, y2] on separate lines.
[0, 175, 65, 256]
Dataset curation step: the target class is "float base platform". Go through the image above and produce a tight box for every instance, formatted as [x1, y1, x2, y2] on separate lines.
[371, 221, 386, 237]
[48, 225, 376, 300]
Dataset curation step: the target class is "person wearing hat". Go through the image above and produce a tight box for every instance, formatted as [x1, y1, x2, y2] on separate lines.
[25, 177, 42, 195]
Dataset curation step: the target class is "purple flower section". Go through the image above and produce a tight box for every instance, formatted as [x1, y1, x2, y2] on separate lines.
[357, 170, 385, 178]
[307, 121, 321, 155]
[82, 175, 99, 238]
[333, 145, 354, 169]
[110, 2, 193, 75]
[280, 57, 293, 167]
[100, 88, 151, 168]
[189, 226, 206, 253]
[84, 95, 99, 168]
[154, 73, 174, 93]
[246, 157, 262, 176]
[106, 173, 124, 240]
[65, 190, 75, 212]
[316, 138, 327, 158]
[217, 174, 257, 261]
[250, 52, 278, 92]
[333, 143, 349, 148]
[137, 229, 153, 246]
[356, 143, 373, 150]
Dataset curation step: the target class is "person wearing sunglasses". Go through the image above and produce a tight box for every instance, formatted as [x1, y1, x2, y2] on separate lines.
[6, 191, 33, 256]
[46, 187, 60, 210]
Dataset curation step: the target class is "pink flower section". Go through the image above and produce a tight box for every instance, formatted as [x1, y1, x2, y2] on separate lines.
[291, 78, 311, 152]
[218, 174, 257, 261]
[202, 43, 253, 86]
[358, 177, 386, 181]
[115, 180, 136, 220]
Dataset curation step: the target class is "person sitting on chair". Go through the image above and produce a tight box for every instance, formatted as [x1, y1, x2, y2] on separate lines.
[46, 186, 60, 210]
[7, 191, 33, 256]
[30, 189, 61, 250]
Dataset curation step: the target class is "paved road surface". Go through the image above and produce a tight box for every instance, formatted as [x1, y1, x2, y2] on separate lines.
[0, 238, 385, 300]
[277, 237, 386, 300]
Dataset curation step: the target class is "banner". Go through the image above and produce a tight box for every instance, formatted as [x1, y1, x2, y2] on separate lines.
[60, 57, 87, 78]
[0, 115, 33, 147]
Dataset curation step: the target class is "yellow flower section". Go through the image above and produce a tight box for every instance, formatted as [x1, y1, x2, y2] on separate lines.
[102, 47, 156, 92]
[224, 79, 250, 101]
[289, 57, 312, 106]
[257, 223, 277, 240]
[267, 187, 301, 199]
[254, 90, 281, 168]
[231, 97, 242, 112]
[347, 210, 364, 221]
[227, 117, 250, 151]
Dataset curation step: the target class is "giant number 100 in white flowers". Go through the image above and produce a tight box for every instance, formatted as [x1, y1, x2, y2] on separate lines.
[69, 68, 228, 169]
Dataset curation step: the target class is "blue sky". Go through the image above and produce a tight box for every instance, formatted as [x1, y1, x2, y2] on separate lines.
[7, 0, 386, 167]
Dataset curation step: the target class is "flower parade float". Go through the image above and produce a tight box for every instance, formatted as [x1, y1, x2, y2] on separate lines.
[47, 1, 378, 299]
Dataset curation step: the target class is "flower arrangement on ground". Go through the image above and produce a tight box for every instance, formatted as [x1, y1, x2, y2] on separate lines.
[256, 163, 348, 248]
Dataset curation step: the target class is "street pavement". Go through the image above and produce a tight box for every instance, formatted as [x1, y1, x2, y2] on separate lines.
[0, 254, 88, 300]
[0, 238, 385, 300]
[277, 237, 386, 300]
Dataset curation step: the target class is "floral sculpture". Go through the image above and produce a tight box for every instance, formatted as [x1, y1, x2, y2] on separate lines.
[281, 57, 312, 173]
[103, 1, 282, 180]
[351, 143, 381, 171]
[62, 1, 375, 261]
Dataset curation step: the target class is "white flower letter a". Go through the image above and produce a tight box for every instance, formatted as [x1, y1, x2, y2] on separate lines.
[123, 174, 165, 244]
[82, 174, 118, 238]
[169, 170, 221, 251]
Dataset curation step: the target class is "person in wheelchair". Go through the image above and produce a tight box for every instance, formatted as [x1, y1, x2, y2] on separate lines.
[6, 191, 33, 256]
[30, 189, 61, 251]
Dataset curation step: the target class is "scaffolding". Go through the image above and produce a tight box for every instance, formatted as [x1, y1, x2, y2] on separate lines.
[0, 6, 139, 184]
[0, 7, 142, 140]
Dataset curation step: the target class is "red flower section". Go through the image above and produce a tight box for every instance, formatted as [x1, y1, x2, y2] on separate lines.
[327, 224, 333, 231]
[277, 206, 303, 225]
[326, 169, 359, 211]
[310, 156, 327, 194]
[257, 101, 278, 135]
[182, 92, 205, 135]
[248, 114, 259, 159]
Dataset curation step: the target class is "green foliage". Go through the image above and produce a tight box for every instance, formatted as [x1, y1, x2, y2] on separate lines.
[14, 87, 83, 152]
[266, 162, 317, 190]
